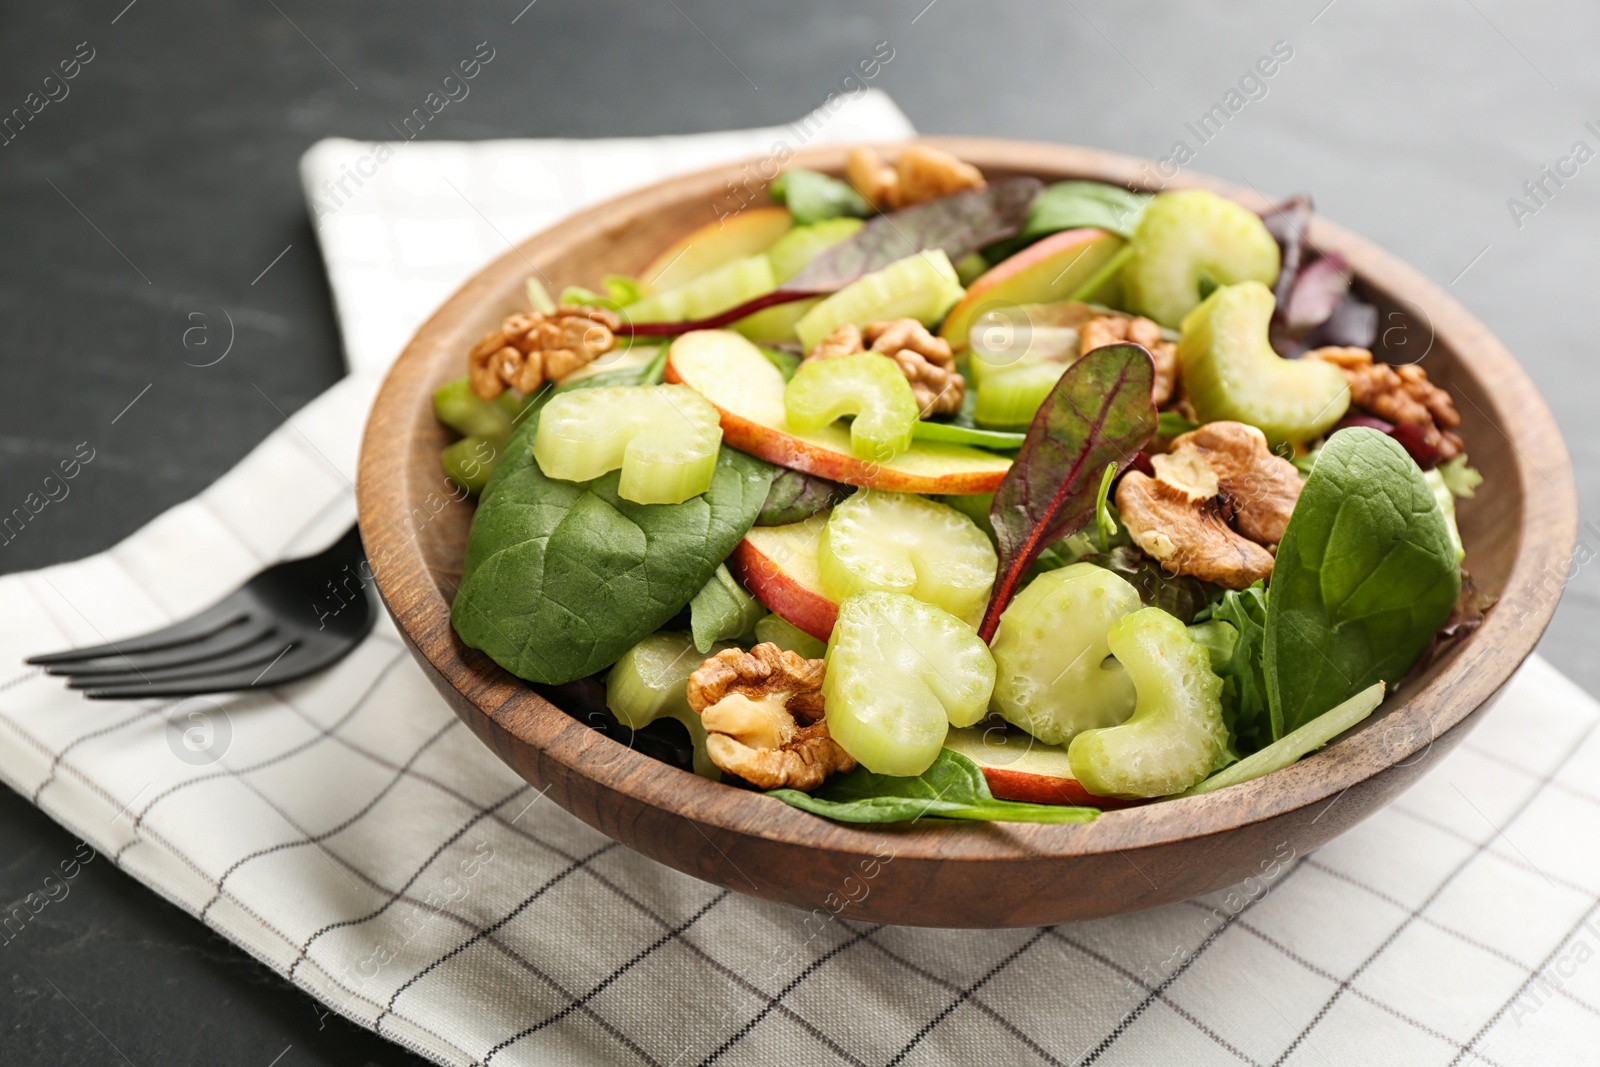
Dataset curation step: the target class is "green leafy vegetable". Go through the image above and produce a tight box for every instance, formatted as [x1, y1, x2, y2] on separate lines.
[1093, 462, 1118, 551]
[452, 401, 775, 685]
[756, 468, 849, 526]
[911, 420, 1026, 451]
[1438, 454, 1483, 499]
[786, 177, 1042, 292]
[769, 169, 870, 225]
[1195, 584, 1271, 751]
[769, 749, 1097, 824]
[1157, 411, 1199, 438]
[1180, 681, 1385, 796]
[985, 180, 1151, 261]
[689, 564, 765, 652]
[978, 344, 1158, 641]
[1265, 428, 1460, 736]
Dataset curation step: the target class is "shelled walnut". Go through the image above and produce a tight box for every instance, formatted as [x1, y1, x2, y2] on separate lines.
[685, 643, 854, 791]
[845, 145, 985, 211]
[1306, 346, 1464, 460]
[1116, 421, 1303, 588]
[1079, 313, 1178, 407]
[467, 305, 619, 400]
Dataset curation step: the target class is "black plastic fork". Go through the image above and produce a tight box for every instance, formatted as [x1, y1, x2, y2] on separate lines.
[27, 524, 376, 699]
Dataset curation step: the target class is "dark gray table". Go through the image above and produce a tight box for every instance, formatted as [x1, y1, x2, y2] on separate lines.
[2, 1, 1594, 1062]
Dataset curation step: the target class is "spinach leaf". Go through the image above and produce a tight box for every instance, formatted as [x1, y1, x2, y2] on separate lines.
[769, 169, 870, 225]
[689, 564, 764, 653]
[978, 343, 1157, 641]
[769, 750, 1097, 824]
[452, 405, 774, 685]
[756, 468, 849, 526]
[985, 180, 1150, 261]
[1264, 428, 1460, 736]
[786, 177, 1042, 292]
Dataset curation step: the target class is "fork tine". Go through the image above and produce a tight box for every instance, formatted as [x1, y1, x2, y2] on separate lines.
[65, 635, 293, 691]
[80, 641, 339, 699]
[26, 600, 251, 667]
[41, 617, 278, 678]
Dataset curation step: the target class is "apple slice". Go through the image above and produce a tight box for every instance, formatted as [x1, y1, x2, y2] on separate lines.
[666, 330, 1012, 494]
[639, 206, 791, 293]
[939, 228, 1126, 350]
[943, 727, 1144, 809]
[726, 514, 838, 641]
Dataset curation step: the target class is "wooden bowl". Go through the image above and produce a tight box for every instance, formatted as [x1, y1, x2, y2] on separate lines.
[357, 139, 1575, 927]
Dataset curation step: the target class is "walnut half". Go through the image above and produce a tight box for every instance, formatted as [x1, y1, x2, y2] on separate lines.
[804, 318, 965, 417]
[1116, 421, 1303, 588]
[1079, 313, 1178, 407]
[1306, 346, 1464, 461]
[685, 643, 855, 791]
[467, 305, 619, 400]
[845, 145, 986, 211]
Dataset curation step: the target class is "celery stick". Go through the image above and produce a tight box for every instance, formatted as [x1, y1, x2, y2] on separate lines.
[1179, 681, 1386, 797]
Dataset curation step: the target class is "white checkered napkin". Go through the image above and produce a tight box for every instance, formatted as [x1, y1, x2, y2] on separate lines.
[2, 91, 1599, 1067]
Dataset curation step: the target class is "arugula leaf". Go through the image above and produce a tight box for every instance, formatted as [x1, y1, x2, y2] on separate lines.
[769, 169, 870, 225]
[756, 468, 850, 526]
[452, 403, 774, 685]
[689, 564, 765, 652]
[1265, 428, 1460, 736]
[1195, 584, 1272, 751]
[769, 749, 1097, 824]
[977, 344, 1158, 641]
[786, 177, 1042, 292]
[985, 180, 1150, 261]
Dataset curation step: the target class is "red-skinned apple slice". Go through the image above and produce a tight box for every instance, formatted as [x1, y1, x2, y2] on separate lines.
[665, 330, 1012, 493]
[726, 514, 837, 642]
[940, 228, 1127, 350]
[639, 206, 791, 293]
[943, 726, 1145, 810]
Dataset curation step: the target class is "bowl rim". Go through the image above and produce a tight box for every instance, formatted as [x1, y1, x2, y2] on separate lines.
[357, 136, 1577, 865]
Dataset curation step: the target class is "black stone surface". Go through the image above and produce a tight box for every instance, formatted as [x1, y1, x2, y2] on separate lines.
[1, 1, 1596, 1062]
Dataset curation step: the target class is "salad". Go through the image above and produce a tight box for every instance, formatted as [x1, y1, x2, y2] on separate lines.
[431, 145, 1482, 826]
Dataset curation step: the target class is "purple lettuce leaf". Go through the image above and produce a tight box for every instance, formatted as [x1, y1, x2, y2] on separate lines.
[786, 177, 1043, 292]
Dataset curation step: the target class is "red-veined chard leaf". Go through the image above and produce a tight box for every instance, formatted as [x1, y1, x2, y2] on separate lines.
[785, 177, 1042, 291]
[978, 343, 1158, 642]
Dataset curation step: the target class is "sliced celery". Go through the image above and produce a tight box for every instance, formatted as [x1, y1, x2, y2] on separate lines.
[794, 251, 964, 353]
[766, 217, 865, 283]
[433, 376, 516, 439]
[1122, 189, 1281, 328]
[607, 631, 730, 780]
[783, 352, 919, 461]
[532, 384, 723, 504]
[1067, 607, 1227, 798]
[973, 361, 1066, 429]
[621, 255, 776, 323]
